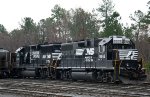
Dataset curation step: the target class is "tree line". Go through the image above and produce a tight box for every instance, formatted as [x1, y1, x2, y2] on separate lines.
[1, 0, 150, 64]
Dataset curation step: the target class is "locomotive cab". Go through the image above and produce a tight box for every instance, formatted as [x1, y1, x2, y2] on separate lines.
[98, 36, 135, 60]
[98, 36, 146, 82]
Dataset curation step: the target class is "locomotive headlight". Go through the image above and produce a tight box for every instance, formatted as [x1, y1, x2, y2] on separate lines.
[126, 63, 129, 67]
[138, 64, 142, 69]
[138, 64, 140, 67]
[125, 63, 130, 69]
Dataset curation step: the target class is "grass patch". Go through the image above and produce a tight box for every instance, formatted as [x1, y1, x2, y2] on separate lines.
[144, 61, 150, 72]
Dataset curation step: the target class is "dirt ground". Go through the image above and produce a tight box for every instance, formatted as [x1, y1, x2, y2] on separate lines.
[0, 74, 149, 97]
[0, 93, 25, 97]
[146, 72, 150, 82]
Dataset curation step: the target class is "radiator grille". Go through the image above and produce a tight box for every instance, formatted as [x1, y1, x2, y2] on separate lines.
[118, 49, 138, 60]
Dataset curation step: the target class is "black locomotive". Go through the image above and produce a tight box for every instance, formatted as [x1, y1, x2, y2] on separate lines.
[0, 36, 147, 83]
[0, 48, 16, 78]
[58, 36, 146, 83]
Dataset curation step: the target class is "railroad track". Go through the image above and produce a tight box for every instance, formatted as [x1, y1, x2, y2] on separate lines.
[0, 79, 150, 97]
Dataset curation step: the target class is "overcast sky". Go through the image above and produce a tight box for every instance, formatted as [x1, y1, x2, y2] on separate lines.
[0, 0, 149, 32]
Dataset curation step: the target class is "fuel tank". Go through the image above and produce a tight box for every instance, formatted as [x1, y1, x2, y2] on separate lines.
[21, 70, 36, 77]
[71, 72, 97, 81]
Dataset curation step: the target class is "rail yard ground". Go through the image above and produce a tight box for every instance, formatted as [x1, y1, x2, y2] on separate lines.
[0, 74, 150, 97]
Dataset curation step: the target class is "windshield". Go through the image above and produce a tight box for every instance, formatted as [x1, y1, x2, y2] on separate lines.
[113, 44, 134, 49]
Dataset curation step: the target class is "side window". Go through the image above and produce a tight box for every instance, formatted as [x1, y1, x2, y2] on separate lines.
[99, 45, 102, 52]
[99, 45, 106, 59]
[99, 45, 105, 53]
[103, 46, 105, 52]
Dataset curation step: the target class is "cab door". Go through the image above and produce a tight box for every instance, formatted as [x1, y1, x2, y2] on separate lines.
[99, 45, 106, 59]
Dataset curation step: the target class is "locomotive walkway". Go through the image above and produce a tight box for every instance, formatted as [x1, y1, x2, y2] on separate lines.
[0, 79, 149, 97]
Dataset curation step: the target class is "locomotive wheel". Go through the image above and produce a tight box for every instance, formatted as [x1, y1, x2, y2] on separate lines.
[39, 69, 48, 79]
[92, 71, 98, 82]
[0, 71, 9, 78]
[55, 70, 61, 79]
[51, 70, 61, 80]
[107, 72, 114, 83]
[60, 70, 71, 80]
[66, 70, 72, 80]
[60, 71, 65, 80]
[97, 71, 114, 83]
[97, 71, 103, 82]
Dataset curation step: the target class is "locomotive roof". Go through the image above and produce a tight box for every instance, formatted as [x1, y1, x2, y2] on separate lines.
[61, 40, 85, 46]
[40, 43, 61, 47]
[22, 42, 61, 47]
[99, 36, 131, 45]
[0, 48, 9, 52]
[15, 43, 61, 53]
[99, 38, 112, 45]
[15, 47, 23, 53]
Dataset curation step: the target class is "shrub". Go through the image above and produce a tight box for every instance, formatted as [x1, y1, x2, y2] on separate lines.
[144, 61, 150, 72]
